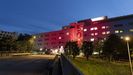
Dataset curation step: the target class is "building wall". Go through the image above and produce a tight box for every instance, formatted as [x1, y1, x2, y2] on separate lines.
[34, 15, 133, 50]
[109, 18, 133, 38]
[0, 30, 18, 39]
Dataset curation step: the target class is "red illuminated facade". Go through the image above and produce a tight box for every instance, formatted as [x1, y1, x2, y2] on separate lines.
[34, 15, 133, 50]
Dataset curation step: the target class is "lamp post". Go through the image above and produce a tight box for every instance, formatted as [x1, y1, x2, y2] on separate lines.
[125, 37, 133, 75]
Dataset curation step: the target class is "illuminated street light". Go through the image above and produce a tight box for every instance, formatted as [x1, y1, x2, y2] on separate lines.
[33, 36, 36, 39]
[40, 48, 43, 51]
[125, 36, 133, 75]
[125, 37, 130, 41]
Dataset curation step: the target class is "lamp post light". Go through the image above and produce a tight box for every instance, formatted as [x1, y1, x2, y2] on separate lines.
[125, 36, 133, 75]
[33, 36, 36, 39]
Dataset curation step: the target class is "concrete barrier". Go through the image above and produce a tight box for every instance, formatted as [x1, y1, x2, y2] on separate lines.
[51, 54, 84, 75]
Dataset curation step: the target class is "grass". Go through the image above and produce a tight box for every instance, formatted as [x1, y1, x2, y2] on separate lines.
[71, 57, 130, 75]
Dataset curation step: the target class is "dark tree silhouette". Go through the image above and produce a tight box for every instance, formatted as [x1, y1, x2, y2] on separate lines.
[81, 41, 93, 60]
[64, 41, 80, 59]
[102, 34, 128, 61]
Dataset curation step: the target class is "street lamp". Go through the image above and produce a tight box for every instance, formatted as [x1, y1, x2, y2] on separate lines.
[33, 36, 36, 39]
[125, 36, 133, 75]
[40, 48, 43, 51]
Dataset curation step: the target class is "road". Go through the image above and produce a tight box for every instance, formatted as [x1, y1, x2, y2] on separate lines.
[0, 55, 55, 75]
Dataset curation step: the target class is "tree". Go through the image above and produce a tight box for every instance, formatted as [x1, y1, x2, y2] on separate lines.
[102, 34, 127, 61]
[64, 41, 80, 59]
[71, 41, 80, 59]
[94, 40, 103, 57]
[16, 33, 33, 52]
[0, 36, 15, 51]
[64, 41, 72, 55]
[81, 41, 93, 60]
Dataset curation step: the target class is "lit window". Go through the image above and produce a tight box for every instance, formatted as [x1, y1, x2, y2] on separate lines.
[95, 33, 98, 35]
[91, 33, 94, 36]
[102, 32, 106, 35]
[78, 39, 81, 41]
[129, 29, 133, 32]
[66, 32, 69, 35]
[90, 28, 94, 31]
[104, 38, 106, 40]
[106, 26, 109, 28]
[90, 38, 94, 41]
[120, 30, 123, 33]
[94, 27, 98, 30]
[120, 36, 124, 39]
[84, 29, 87, 32]
[115, 30, 119, 33]
[107, 31, 110, 34]
[59, 37, 62, 39]
[102, 26, 106, 29]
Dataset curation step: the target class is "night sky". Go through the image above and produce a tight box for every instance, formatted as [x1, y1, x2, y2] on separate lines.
[0, 0, 133, 34]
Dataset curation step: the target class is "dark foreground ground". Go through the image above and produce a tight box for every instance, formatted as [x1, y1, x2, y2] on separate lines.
[0, 55, 55, 75]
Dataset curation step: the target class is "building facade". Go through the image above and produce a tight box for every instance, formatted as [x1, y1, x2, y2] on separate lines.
[34, 14, 133, 50]
[0, 30, 18, 39]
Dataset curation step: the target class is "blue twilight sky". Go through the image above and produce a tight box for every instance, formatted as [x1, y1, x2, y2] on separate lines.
[0, 0, 133, 34]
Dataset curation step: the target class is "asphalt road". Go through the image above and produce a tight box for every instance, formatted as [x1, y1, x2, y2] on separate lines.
[0, 55, 55, 75]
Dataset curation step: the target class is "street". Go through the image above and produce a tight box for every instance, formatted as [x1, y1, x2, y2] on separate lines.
[0, 55, 55, 75]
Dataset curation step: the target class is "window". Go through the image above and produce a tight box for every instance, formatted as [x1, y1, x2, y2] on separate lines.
[114, 24, 123, 27]
[129, 29, 133, 32]
[91, 33, 94, 36]
[102, 26, 106, 29]
[94, 33, 98, 35]
[107, 31, 110, 34]
[94, 27, 98, 30]
[120, 36, 124, 39]
[90, 28, 94, 31]
[66, 32, 69, 35]
[59, 33, 64, 35]
[52, 38, 56, 40]
[106, 26, 109, 28]
[119, 30, 123, 33]
[59, 37, 62, 39]
[115, 30, 124, 33]
[84, 29, 87, 32]
[84, 34, 87, 36]
[115, 30, 119, 33]
[90, 27, 98, 31]
[102, 32, 106, 35]
[90, 38, 94, 41]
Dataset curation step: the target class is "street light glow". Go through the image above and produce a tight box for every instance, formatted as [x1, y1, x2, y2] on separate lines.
[33, 36, 36, 39]
[40, 48, 43, 51]
[125, 36, 133, 75]
[125, 37, 130, 41]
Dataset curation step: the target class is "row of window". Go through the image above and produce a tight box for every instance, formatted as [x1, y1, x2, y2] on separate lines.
[44, 32, 70, 37]
[44, 36, 64, 41]
[84, 26, 109, 32]
[84, 31, 110, 37]
[0, 31, 15, 34]
[43, 41, 65, 46]
[114, 29, 133, 34]
[114, 22, 133, 28]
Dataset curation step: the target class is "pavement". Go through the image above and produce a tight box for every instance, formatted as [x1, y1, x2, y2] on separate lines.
[0, 55, 55, 75]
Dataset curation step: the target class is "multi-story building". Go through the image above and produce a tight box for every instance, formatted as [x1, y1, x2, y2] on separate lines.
[0, 30, 18, 39]
[34, 14, 133, 51]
